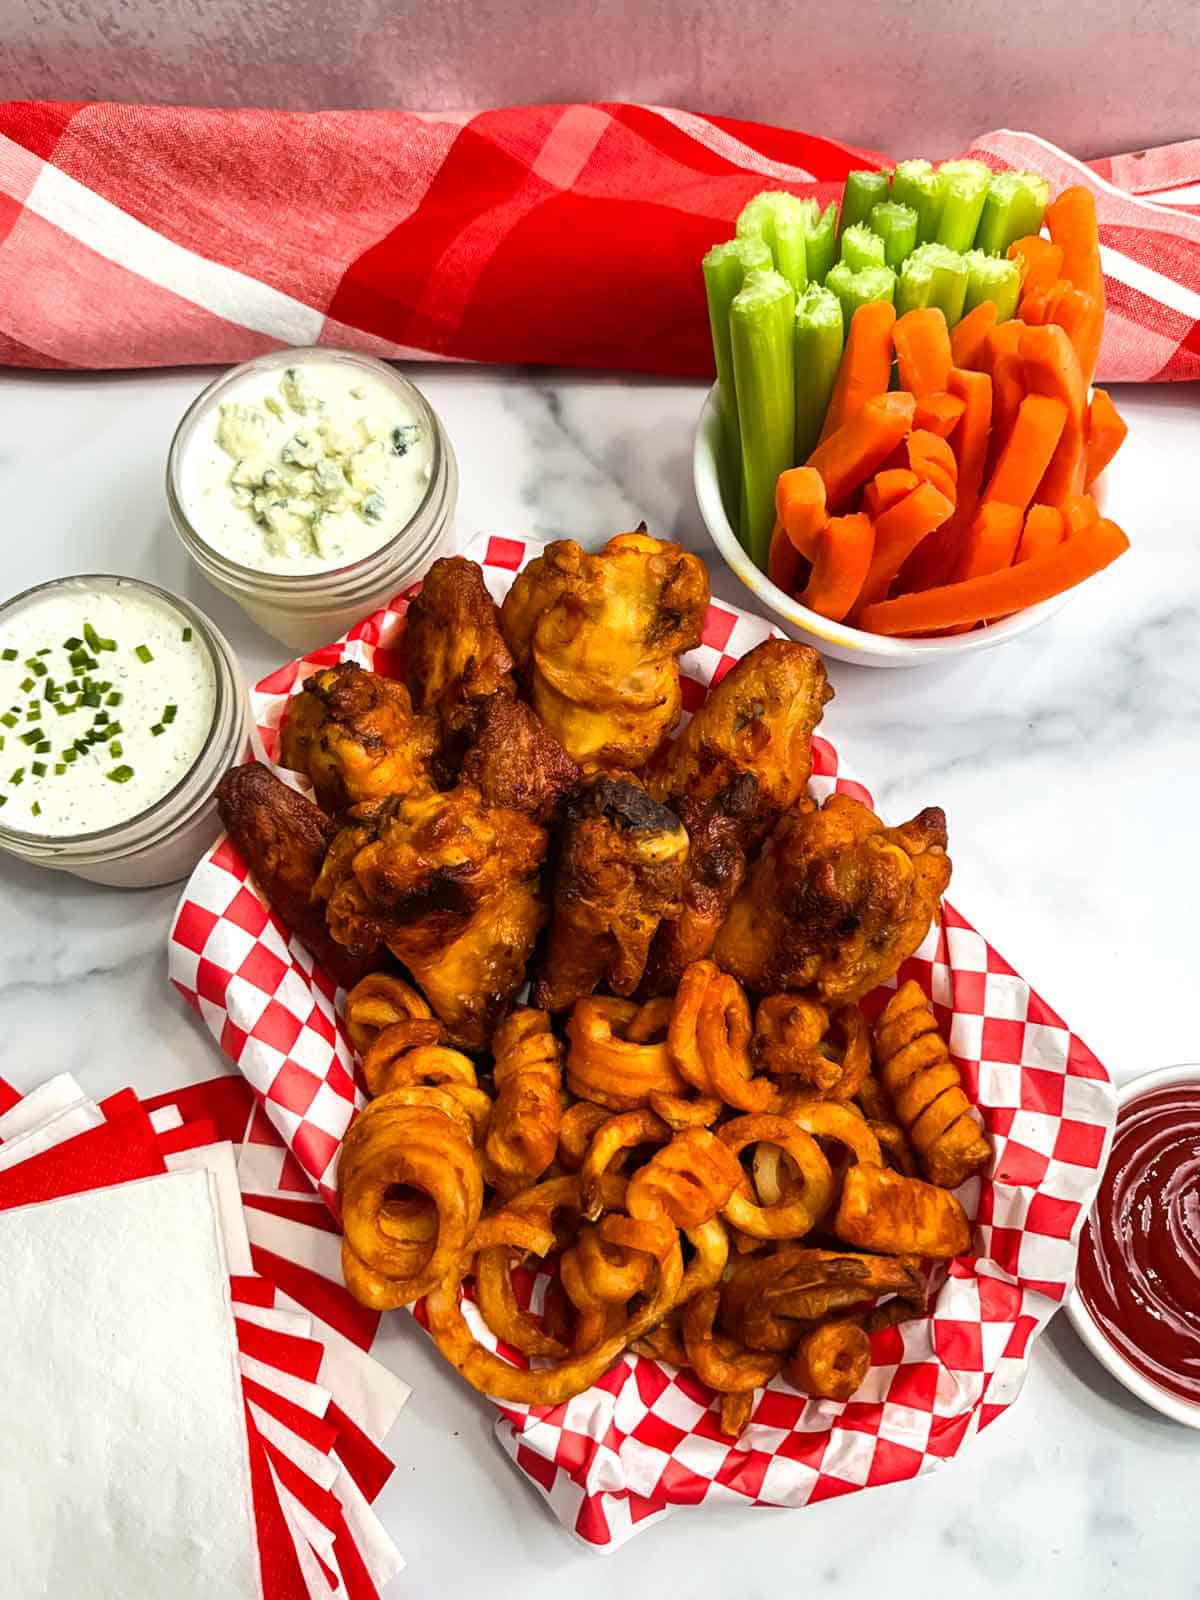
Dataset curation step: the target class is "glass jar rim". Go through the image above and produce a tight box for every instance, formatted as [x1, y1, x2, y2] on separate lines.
[0, 573, 229, 848]
[165, 347, 445, 593]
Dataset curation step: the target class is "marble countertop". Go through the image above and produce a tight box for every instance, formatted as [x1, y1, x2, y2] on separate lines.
[0, 363, 1195, 1597]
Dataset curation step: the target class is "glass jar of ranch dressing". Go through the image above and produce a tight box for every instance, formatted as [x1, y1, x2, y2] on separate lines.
[0, 575, 251, 888]
[167, 348, 458, 649]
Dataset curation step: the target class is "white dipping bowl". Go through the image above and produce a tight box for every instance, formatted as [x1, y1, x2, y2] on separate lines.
[1065, 1062, 1200, 1429]
[693, 383, 1076, 667]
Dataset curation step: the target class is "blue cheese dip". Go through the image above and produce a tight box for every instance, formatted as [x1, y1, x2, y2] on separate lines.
[0, 586, 216, 837]
[179, 358, 434, 574]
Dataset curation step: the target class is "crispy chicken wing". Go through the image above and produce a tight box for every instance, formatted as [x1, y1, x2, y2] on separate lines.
[215, 763, 381, 990]
[713, 792, 951, 1002]
[458, 692, 581, 824]
[404, 557, 515, 762]
[533, 774, 689, 1011]
[499, 531, 710, 771]
[639, 641, 833, 995]
[314, 785, 547, 1049]
[280, 661, 438, 814]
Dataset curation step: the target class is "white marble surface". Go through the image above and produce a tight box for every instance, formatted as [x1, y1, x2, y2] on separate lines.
[0, 363, 1196, 1597]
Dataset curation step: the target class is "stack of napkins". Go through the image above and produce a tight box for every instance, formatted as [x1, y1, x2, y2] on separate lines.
[0, 1073, 409, 1600]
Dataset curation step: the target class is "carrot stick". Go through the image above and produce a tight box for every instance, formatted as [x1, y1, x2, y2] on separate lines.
[1018, 323, 1087, 504]
[906, 429, 957, 503]
[898, 366, 991, 592]
[854, 482, 955, 612]
[1008, 236, 1064, 299]
[856, 517, 1130, 635]
[863, 467, 920, 521]
[913, 391, 966, 438]
[949, 301, 997, 371]
[799, 513, 875, 621]
[775, 466, 828, 558]
[988, 353, 1027, 476]
[1060, 492, 1100, 536]
[818, 301, 897, 442]
[1046, 186, 1104, 304]
[977, 320, 1023, 381]
[1088, 387, 1126, 486]
[893, 308, 953, 396]
[1015, 504, 1064, 564]
[768, 519, 805, 593]
[954, 501, 1023, 581]
[807, 391, 916, 508]
[983, 393, 1068, 511]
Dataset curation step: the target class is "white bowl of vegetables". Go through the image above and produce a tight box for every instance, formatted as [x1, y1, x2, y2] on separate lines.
[693, 163, 1130, 667]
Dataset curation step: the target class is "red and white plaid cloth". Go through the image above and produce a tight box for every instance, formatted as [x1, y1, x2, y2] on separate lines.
[0, 101, 1197, 380]
[166, 533, 1117, 1552]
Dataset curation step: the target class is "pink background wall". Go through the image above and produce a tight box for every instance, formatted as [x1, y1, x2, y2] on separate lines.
[1, 0, 1195, 157]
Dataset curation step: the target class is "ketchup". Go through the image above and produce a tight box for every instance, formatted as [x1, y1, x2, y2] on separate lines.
[1076, 1082, 1200, 1405]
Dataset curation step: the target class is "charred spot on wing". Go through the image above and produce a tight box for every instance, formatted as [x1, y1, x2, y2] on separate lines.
[580, 775, 681, 835]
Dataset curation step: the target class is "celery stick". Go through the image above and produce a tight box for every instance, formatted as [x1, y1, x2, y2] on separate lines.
[735, 191, 814, 292]
[703, 236, 773, 514]
[838, 169, 890, 236]
[896, 243, 969, 324]
[794, 285, 844, 462]
[890, 159, 946, 245]
[868, 200, 918, 268]
[962, 250, 1022, 321]
[731, 269, 796, 568]
[803, 201, 838, 285]
[825, 261, 896, 325]
[840, 221, 886, 273]
[936, 159, 992, 251]
[975, 171, 1050, 255]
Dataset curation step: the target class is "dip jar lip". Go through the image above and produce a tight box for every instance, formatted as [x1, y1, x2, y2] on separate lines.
[0, 574, 240, 855]
[166, 346, 450, 597]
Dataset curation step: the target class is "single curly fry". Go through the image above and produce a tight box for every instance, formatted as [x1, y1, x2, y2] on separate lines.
[557, 1102, 611, 1171]
[344, 972, 433, 1053]
[341, 1235, 424, 1310]
[474, 1244, 570, 1359]
[484, 1008, 563, 1196]
[565, 996, 687, 1110]
[566, 1222, 654, 1304]
[372, 1082, 491, 1144]
[719, 1391, 755, 1437]
[668, 961, 777, 1112]
[785, 1319, 872, 1401]
[579, 1109, 670, 1219]
[677, 1216, 730, 1304]
[778, 1099, 883, 1167]
[625, 1128, 743, 1230]
[682, 1287, 781, 1394]
[647, 1089, 724, 1129]
[717, 1115, 835, 1238]
[362, 1019, 477, 1097]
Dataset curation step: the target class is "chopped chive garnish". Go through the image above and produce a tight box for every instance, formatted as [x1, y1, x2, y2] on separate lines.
[10, 767, 24, 784]
[19, 729, 41, 746]
[81, 690, 101, 708]
[31, 760, 46, 777]
[0, 795, 6, 806]
[0, 713, 15, 729]
[26, 705, 41, 720]
[34, 741, 50, 754]
[93, 709, 109, 725]
[109, 740, 123, 759]
[107, 764, 134, 784]
[30, 660, 47, 677]
[54, 762, 65, 775]
[106, 691, 122, 706]
[182, 626, 193, 642]
[53, 702, 72, 716]
[162, 704, 177, 723]
[104, 722, 122, 740]
[150, 723, 165, 736]
[135, 644, 153, 664]
[30, 801, 40, 817]
[1, 648, 16, 661]
[19, 676, 33, 693]
[73, 738, 89, 755]
[64, 679, 79, 693]
[62, 635, 83, 650]
[0, 736, 4, 751]
[62, 748, 78, 764]
[35, 647, 51, 657]
[44, 681, 57, 701]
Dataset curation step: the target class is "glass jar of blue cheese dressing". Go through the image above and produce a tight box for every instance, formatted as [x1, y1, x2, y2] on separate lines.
[0, 576, 251, 887]
[167, 348, 458, 649]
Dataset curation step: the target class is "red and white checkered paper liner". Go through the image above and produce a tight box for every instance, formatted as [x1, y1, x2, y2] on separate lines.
[0, 1071, 408, 1599]
[168, 533, 1117, 1551]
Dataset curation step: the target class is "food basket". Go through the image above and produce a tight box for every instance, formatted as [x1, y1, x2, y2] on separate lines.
[168, 532, 1116, 1552]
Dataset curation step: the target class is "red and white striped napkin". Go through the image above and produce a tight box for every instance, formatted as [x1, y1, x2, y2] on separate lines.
[0, 101, 1196, 381]
[0, 1070, 408, 1600]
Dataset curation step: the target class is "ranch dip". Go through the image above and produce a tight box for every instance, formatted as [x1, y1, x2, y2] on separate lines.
[178, 358, 434, 574]
[0, 585, 216, 837]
